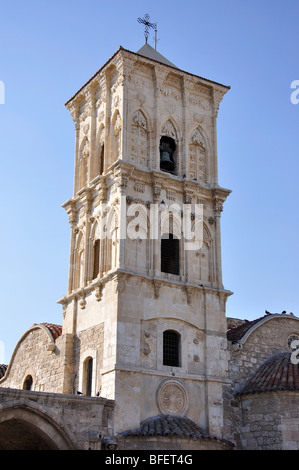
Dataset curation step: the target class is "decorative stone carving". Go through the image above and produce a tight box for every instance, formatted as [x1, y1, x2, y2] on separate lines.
[132, 110, 147, 129]
[191, 128, 206, 147]
[152, 182, 162, 203]
[134, 181, 145, 193]
[153, 279, 162, 299]
[131, 110, 148, 167]
[137, 93, 146, 106]
[114, 113, 122, 135]
[95, 283, 103, 302]
[188, 128, 206, 182]
[157, 380, 188, 416]
[78, 289, 86, 309]
[161, 120, 177, 141]
[185, 286, 194, 305]
[166, 189, 176, 201]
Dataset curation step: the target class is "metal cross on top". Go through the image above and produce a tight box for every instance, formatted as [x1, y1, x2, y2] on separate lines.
[137, 13, 158, 48]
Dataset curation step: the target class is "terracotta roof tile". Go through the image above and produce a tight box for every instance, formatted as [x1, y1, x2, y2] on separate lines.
[40, 323, 62, 340]
[118, 414, 233, 446]
[227, 315, 269, 344]
[118, 415, 207, 439]
[238, 352, 299, 395]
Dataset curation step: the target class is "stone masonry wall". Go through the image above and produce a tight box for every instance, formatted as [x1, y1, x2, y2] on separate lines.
[0, 387, 115, 450]
[239, 391, 299, 450]
[0, 326, 65, 393]
[224, 315, 299, 448]
[73, 322, 104, 396]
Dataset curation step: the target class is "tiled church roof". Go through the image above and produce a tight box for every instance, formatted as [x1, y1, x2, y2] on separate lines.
[238, 352, 299, 395]
[0, 364, 7, 379]
[227, 315, 269, 344]
[118, 414, 232, 446]
[40, 323, 62, 340]
[227, 313, 297, 344]
[119, 415, 207, 439]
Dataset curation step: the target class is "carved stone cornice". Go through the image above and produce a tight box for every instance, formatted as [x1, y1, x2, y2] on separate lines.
[85, 188, 93, 214]
[95, 282, 103, 302]
[95, 176, 107, 203]
[212, 188, 231, 217]
[113, 161, 134, 194]
[62, 198, 77, 225]
[78, 289, 86, 309]
[153, 279, 162, 299]
[185, 286, 194, 305]
[212, 86, 228, 117]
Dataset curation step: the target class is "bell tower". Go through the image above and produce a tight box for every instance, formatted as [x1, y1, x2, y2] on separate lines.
[59, 38, 231, 439]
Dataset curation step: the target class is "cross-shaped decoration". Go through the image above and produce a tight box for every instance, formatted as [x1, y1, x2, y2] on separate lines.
[137, 13, 157, 46]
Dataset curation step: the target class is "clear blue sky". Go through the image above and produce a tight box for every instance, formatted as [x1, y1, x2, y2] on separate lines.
[1, 0, 299, 363]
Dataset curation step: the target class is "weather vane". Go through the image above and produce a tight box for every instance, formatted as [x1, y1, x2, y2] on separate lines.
[137, 13, 158, 49]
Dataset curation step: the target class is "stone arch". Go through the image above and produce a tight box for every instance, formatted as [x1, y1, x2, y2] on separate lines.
[160, 118, 180, 175]
[161, 118, 179, 142]
[79, 350, 97, 396]
[0, 324, 58, 386]
[0, 404, 76, 450]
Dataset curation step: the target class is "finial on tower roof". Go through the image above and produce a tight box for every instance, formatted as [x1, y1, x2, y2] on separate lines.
[137, 13, 158, 49]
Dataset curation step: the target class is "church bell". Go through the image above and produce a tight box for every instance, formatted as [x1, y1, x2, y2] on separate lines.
[161, 151, 172, 163]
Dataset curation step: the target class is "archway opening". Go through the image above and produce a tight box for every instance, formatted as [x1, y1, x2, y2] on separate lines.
[0, 418, 58, 450]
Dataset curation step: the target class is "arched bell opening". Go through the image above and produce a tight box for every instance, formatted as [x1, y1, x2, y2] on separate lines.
[159, 136, 176, 174]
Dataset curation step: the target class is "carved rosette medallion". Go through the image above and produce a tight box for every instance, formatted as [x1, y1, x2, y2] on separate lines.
[157, 380, 188, 416]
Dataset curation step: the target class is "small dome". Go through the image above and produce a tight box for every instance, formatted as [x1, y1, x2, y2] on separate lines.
[119, 414, 207, 439]
[238, 352, 299, 395]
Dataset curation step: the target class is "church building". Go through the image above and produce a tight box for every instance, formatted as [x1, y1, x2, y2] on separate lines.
[1, 28, 299, 450]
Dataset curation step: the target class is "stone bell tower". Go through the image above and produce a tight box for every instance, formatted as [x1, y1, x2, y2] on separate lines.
[59, 38, 231, 438]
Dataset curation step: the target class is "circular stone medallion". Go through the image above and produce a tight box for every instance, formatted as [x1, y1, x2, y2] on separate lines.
[157, 380, 188, 416]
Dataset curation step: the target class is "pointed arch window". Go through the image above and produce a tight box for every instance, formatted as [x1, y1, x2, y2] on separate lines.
[163, 330, 180, 367]
[160, 136, 176, 174]
[160, 120, 178, 175]
[23, 375, 33, 390]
